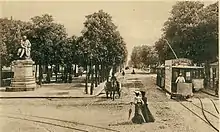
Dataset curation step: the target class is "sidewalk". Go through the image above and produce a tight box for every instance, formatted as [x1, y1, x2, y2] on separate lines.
[0, 72, 122, 98]
[0, 84, 94, 98]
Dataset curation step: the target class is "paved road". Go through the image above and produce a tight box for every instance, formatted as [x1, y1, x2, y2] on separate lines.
[0, 69, 219, 132]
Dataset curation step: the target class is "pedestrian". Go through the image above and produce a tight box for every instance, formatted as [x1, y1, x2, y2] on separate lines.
[175, 73, 185, 83]
[140, 91, 155, 123]
[130, 91, 146, 124]
[131, 69, 135, 74]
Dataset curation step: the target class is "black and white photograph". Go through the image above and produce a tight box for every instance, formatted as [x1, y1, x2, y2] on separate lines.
[0, 0, 219, 132]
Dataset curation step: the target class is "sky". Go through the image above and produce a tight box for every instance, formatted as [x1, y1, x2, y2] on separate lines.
[0, 0, 217, 60]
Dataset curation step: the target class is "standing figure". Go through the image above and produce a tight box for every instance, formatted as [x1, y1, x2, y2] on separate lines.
[131, 91, 146, 124]
[131, 69, 135, 74]
[17, 35, 31, 59]
[175, 73, 185, 83]
[122, 70, 125, 76]
[140, 91, 155, 123]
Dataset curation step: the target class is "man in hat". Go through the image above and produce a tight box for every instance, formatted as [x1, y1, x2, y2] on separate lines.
[175, 73, 185, 83]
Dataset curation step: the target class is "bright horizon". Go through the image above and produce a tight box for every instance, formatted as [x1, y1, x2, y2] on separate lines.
[0, 1, 216, 62]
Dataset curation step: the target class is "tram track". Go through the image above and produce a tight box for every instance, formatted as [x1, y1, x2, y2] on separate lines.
[197, 98, 219, 132]
[209, 98, 219, 114]
[189, 101, 219, 119]
[0, 112, 120, 132]
[176, 98, 219, 132]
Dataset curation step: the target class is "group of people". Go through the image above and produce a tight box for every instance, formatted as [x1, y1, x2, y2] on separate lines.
[130, 90, 155, 124]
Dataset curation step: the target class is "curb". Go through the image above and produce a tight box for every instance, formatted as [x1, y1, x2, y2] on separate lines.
[0, 96, 97, 99]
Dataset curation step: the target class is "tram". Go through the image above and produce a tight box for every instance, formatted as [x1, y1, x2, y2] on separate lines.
[156, 58, 204, 98]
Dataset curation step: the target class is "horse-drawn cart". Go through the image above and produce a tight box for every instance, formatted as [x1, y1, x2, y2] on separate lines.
[104, 80, 121, 101]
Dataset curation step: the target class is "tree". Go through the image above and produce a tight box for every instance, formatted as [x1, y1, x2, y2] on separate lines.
[0, 34, 7, 86]
[155, 1, 218, 64]
[28, 14, 68, 84]
[130, 46, 142, 68]
[81, 10, 127, 94]
[140, 45, 159, 67]
[0, 18, 32, 66]
[130, 45, 159, 68]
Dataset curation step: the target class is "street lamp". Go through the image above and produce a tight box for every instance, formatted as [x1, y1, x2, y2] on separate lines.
[163, 38, 178, 59]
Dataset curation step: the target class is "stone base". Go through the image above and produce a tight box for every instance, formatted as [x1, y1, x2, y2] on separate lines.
[7, 59, 37, 92]
[6, 87, 35, 92]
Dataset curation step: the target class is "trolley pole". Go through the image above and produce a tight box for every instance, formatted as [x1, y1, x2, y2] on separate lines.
[164, 39, 178, 59]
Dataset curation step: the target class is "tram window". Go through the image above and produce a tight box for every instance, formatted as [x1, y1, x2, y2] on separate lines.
[213, 68, 216, 78]
[192, 70, 196, 78]
[172, 69, 179, 81]
[186, 71, 191, 81]
[162, 69, 165, 77]
[201, 69, 205, 78]
[195, 70, 199, 79]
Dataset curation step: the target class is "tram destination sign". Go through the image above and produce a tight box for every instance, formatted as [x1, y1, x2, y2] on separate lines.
[171, 58, 192, 66]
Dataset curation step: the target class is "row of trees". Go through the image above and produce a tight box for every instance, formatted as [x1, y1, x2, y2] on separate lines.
[129, 45, 158, 68]
[130, 1, 218, 71]
[0, 10, 128, 94]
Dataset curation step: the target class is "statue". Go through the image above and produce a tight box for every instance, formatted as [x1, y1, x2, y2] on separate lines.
[7, 35, 36, 92]
[17, 35, 31, 59]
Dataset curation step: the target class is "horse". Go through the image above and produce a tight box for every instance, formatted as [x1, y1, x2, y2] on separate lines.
[104, 80, 121, 101]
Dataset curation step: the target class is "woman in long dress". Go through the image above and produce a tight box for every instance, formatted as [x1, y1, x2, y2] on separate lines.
[140, 91, 155, 122]
[131, 91, 146, 124]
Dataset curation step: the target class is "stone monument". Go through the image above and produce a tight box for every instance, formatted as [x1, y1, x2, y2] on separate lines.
[6, 36, 36, 92]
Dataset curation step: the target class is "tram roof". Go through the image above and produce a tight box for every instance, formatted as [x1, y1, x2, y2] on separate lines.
[157, 65, 204, 69]
[172, 65, 204, 69]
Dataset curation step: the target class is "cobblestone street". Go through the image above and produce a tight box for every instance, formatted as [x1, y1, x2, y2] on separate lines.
[0, 70, 219, 132]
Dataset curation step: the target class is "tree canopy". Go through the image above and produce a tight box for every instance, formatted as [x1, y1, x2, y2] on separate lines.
[155, 1, 218, 64]
[130, 45, 158, 68]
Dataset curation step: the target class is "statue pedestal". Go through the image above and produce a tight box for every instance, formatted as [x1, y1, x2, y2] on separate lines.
[6, 59, 36, 92]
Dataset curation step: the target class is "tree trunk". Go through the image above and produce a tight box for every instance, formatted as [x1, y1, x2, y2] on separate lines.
[90, 67, 94, 95]
[88, 65, 91, 82]
[38, 63, 43, 86]
[95, 64, 98, 87]
[97, 64, 101, 85]
[64, 65, 68, 83]
[46, 64, 51, 83]
[35, 64, 38, 81]
[104, 65, 107, 81]
[55, 64, 58, 83]
[74, 64, 77, 77]
[101, 63, 104, 82]
[0, 57, 2, 87]
[68, 64, 73, 83]
[85, 63, 88, 94]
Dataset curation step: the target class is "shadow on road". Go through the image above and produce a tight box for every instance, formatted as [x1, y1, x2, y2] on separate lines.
[0, 112, 120, 132]
[0, 115, 88, 132]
